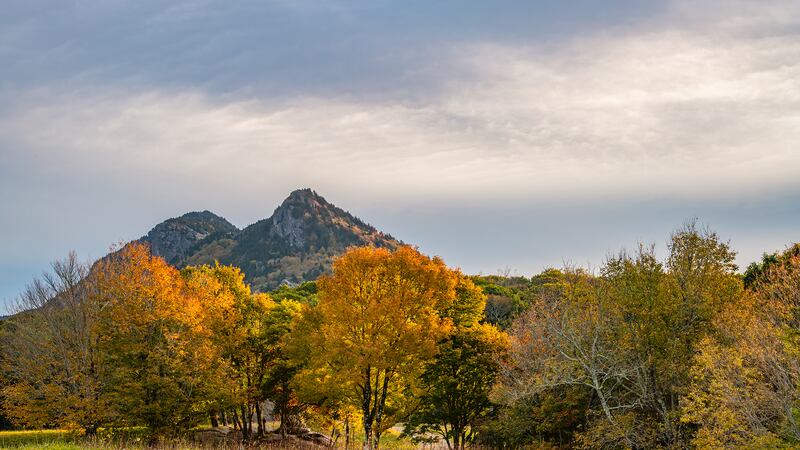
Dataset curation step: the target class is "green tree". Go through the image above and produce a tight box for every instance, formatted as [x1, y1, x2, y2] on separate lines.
[261, 299, 306, 435]
[403, 324, 509, 450]
[271, 281, 318, 305]
[743, 243, 800, 289]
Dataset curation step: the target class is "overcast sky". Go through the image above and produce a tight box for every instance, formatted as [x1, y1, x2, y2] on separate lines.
[2, 0, 800, 310]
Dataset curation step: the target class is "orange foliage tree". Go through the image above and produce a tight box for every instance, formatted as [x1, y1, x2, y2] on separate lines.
[292, 246, 460, 450]
[93, 243, 221, 437]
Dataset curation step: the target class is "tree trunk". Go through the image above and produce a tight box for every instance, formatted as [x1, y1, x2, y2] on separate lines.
[362, 366, 374, 450]
[255, 401, 263, 437]
[373, 370, 390, 450]
[330, 424, 339, 448]
[345, 416, 350, 450]
[210, 412, 219, 428]
[591, 372, 634, 449]
[441, 424, 451, 450]
[363, 421, 372, 450]
[231, 408, 241, 431]
[241, 404, 250, 441]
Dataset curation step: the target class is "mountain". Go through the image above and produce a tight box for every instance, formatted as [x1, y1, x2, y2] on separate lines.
[140, 210, 239, 266]
[138, 189, 400, 291]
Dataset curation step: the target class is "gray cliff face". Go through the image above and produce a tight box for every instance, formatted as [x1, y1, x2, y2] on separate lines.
[140, 210, 238, 265]
[268, 189, 333, 249]
[271, 199, 307, 248]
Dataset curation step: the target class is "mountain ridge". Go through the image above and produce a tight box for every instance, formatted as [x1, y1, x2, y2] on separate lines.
[138, 189, 400, 291]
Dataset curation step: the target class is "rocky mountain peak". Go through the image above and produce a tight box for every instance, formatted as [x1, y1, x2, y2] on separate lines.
[180, 210, 229, 222]
[136, 189, 401, 291]
[140, 210, 238, 265]
[270, 189, 337, 248]
[284, 188, 325, 205]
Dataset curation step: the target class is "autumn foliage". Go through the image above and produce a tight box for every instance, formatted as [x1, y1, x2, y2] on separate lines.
[2, 226, 800, 450]
[292, 246, 464, 449]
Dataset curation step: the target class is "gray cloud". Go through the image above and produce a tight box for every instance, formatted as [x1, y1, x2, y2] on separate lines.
[1, 0, 664, 97]
[2, 0, 799, 308]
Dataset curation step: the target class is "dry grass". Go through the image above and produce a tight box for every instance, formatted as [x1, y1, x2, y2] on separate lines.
[0, 429, 422, 449]
[0, 430, 74, 448]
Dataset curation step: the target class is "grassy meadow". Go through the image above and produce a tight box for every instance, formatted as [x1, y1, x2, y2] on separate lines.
[0, 428, 421, 449]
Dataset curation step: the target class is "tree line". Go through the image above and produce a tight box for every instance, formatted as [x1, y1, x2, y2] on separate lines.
[1, 222, 800, 449]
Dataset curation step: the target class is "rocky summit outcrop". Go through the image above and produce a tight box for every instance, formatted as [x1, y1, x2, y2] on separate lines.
[140, 210, 239, 266]
[137, 189, 400, 292]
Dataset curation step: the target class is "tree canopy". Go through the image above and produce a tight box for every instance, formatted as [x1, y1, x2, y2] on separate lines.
[2, 225, 800, 450]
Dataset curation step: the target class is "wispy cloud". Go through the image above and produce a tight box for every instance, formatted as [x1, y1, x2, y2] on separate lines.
[3, 1, 799, 204]
[2, 0, 800, 304]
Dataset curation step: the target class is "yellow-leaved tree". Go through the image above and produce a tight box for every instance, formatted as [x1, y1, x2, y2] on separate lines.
[682, 247, 800, 448]
[182, 263, 276, 440]
[292, 246, 460, 450]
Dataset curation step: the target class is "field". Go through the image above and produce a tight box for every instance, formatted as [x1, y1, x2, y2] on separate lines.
[0, 429, 422, 449]
[0, 429, 239, 449]
[0, 430, 76, 449]
[0, 429, 248, 449]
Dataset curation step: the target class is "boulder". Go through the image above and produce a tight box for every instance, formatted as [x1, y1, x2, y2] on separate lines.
[299, 431, 333, 446]
[258, 431, 332, 448]
[192, 427, 240, 446]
